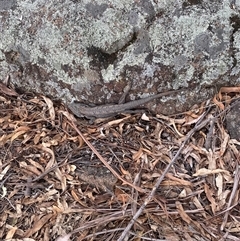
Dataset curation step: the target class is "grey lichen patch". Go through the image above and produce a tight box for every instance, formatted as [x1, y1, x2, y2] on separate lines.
[0, 0, 17, 11]
[86, 8, 134, 55]
[133, 30, 152, 55]
[148, 3, 234, 87]
[85, 3, 108, 18]
[137, 0, 155, 18]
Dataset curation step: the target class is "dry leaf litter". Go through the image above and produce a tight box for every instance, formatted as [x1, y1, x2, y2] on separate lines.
[0, 83, 240, 241]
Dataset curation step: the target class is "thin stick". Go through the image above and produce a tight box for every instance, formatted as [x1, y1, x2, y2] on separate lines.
[221, 164, 240, 230]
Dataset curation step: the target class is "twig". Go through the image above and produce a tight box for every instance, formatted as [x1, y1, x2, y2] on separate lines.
[65, 209, 132, 236]
[82, 227, 166, 241]
[0, 173, 12, 189]
[221, 164, 240, 231]
[32, 154, 70, 182]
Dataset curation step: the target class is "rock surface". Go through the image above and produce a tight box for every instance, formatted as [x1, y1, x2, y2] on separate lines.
[226, 100, 240, 141]
[0, 0, 240, 114]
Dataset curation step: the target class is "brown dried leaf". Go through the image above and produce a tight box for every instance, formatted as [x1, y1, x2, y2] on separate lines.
[164, 230, 181, 241]
[220, 130, 229, 156]
[71, 189, 88, 207]
[42, 96, 55, 121]
[132, 148, 143, 161]
[215, 86, 240, 109]
[5, 226, 18, 239]
[176, 202, 209, 238]
[0, 82, 19, 96]
[213, 94, 225, 110]
[0, 134, 9, 146]
[193, 168, 230, 176]
[104, 116, 129, 127]
[156, 113, 186, 124]
[19, 161, 42, 176]
[204, 183, 217, 214]
[220, 86, 240, 95]
[192, 197, 206, 218]
[24, 214, 53, 238]
[55, 167, 67, 191]
[120, 165, 131, 178]
[207, 149, 217, 170]
[27, 158, 45, 172]
[0, 95, 7, 102]
[39, 146, 55, 170]
[165, 173, 192, 186]
[10, 126, 30, 142]
[216, 173, 223, 197]
[183, 112, 206, 126]
[33, 132, 43, 145]
[115, 189, 129, 207]
[176, 201, 191, 224]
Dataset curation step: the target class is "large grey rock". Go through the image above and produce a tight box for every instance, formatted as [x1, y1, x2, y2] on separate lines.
[0, 0, 240, 114]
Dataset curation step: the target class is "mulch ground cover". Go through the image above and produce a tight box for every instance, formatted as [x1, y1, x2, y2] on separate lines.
[0, 81, 240, 241]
